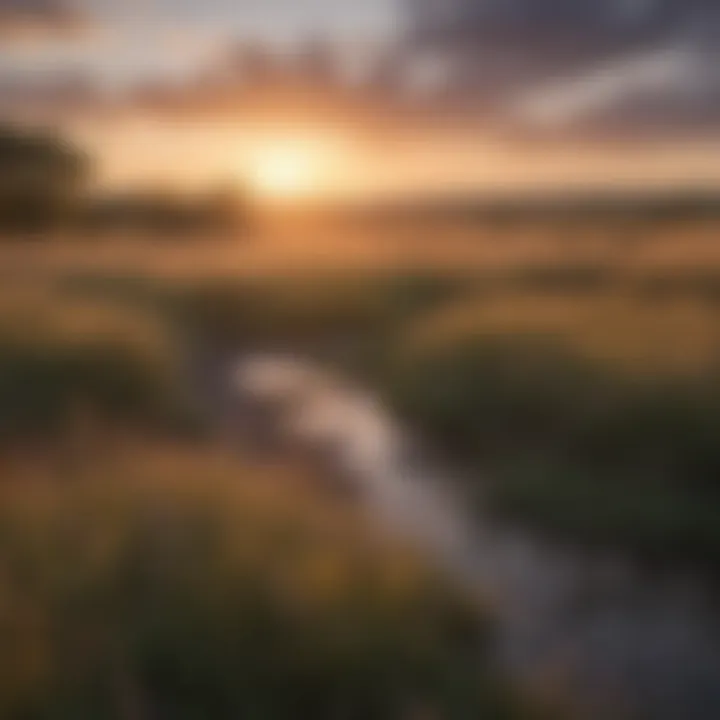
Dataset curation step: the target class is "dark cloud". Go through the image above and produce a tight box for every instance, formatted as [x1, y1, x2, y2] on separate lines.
[409, 0, 720, 74]
[406, 0, 720, 137]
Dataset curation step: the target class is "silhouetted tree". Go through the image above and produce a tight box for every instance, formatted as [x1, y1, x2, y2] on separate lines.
[0, 123, 91, 233]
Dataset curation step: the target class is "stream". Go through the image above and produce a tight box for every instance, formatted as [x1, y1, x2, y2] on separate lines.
[211, 352, 720, 720]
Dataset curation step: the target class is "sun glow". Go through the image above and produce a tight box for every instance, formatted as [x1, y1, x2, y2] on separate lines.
[245, 137, 338, 201]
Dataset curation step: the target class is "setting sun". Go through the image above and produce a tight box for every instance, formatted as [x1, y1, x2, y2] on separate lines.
[246, 139, 332, 200]
[252, 148, 315, 199]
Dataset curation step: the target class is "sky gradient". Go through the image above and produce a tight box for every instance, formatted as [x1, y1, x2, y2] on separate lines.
[2, 0, 720, 193]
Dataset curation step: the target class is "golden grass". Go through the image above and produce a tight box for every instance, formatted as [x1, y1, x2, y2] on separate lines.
[403, 290, 720, 378]
[0, 285, 173, 365]
[0, 445, 491, 719]
[0, 285, 191, 443]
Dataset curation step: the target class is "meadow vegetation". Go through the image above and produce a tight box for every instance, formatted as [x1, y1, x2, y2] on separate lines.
[4, 217, 720, 717]
[385, 290, 720, 563]
[7, 233, 720, 567]
[0, 281, 566, 719]
[0, 286, 196, 446]
[0, 448, 535, 720]
[9, 235, 720, 563]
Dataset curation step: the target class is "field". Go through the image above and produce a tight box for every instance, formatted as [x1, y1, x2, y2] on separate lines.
[6, 216, 720, 560]
[2, 214, 720, 717]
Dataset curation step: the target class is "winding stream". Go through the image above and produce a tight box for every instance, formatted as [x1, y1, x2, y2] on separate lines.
[226, 354, 720, 720]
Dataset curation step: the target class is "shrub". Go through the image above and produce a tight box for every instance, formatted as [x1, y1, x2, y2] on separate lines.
[0, 288, 194, 442]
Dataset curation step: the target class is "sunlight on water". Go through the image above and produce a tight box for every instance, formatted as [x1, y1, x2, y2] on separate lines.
[235, 355, 472, 558]
[233, 353, 720, 720]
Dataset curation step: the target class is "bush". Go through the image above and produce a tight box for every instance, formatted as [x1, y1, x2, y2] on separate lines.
[0, 288, 195, 442]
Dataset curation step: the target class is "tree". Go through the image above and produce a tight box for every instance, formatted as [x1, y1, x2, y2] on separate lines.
[0, 123, 91, 233]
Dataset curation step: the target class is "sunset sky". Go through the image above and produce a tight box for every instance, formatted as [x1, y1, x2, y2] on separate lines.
[2, 0, 720, 197]
[0, 0, 396, 84]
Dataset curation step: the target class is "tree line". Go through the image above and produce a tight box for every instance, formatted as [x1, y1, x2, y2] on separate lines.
[0, 124, 250, 236]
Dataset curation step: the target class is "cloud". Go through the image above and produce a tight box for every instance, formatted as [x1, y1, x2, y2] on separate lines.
[512, 49, 704, 125]
[503, 45, 720, 141]
[0, 0, 89, 41]
[410, 0, 720, 72]
[406, 0, 720, 138]
[4, 0, 720, 143]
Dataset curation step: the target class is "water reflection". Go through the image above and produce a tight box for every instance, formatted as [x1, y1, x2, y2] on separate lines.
[234, 354, 720, 720]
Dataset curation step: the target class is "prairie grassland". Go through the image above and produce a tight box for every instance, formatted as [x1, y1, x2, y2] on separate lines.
[3, 219, 720, 630]
[0, 286, 574, 720]
[0, 445, 526, 720]
[2, 218, 719, 717]
[383, 283, 720, 563]
[28, 216, 710, 563]
[401, 291, 720, 378]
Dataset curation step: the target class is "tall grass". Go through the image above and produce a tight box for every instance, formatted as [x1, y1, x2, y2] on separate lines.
[0, 287, 196, 445]
[0, 448, 556, 720]
[9, 253, 720, 564]
[383, 290, 720, 562]
[0, 275, 568, 718]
